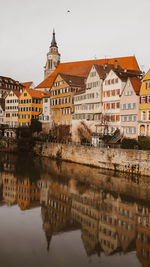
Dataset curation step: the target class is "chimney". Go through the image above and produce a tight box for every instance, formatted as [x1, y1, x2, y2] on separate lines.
[114, 60, 119, 69]
[103, 64, 108, 70]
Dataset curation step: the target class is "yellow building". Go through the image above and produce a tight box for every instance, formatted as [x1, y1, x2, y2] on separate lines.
[18, 88, 49, 127]
[50, 73, 85, 125]
[139, 70, 150, 136]
[17, 178, 40, 210]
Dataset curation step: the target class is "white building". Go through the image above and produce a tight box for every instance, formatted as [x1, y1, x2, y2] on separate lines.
[103, 67, 141, 135]
[5, 90, 20, 128]
[72, 64, 113, 141]
[39, 93, 52, 133]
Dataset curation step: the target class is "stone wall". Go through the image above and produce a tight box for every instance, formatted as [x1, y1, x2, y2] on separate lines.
[34, 142, 150, 177]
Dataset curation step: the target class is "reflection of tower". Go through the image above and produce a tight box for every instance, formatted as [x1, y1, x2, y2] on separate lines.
[41, 206, 53, 252]
[44, 29, 60, 79]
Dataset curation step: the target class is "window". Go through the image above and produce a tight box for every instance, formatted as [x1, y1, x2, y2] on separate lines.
[24, 93, 27, 96]
[141, 111, 146, 120]
[141, 96, 146, 104]
[116, 102, 119, 108]
[126, 127, 136, 134]
[148, 111, 150, 120]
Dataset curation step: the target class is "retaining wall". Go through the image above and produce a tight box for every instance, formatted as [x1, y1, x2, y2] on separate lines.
[34, 142, 150, 177]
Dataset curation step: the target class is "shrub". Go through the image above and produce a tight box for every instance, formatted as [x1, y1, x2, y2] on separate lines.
[138, 137, 150, 150]
[121, 138, 139, 149]
[30, 119, 42, 133]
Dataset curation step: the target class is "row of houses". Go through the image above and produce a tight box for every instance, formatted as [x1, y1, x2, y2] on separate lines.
[1, 31, 150, 142]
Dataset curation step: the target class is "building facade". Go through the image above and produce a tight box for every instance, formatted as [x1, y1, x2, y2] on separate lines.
[5, 90, 20, 128]
[50, 73, 85, 126]
[120, 77, 141, 139]
[18, 89, 49, 127]
[139, 70, 150, 136]
[103, 68, 142, 135]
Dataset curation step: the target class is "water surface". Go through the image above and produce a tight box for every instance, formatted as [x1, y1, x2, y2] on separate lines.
[0, 153, 149, 267]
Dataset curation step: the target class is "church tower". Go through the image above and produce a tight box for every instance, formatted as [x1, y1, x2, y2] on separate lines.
[44, 30, 60, 79]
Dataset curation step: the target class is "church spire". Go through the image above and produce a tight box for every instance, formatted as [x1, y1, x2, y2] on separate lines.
[44, 29, 60, 79]
[50, 29, 57, 48]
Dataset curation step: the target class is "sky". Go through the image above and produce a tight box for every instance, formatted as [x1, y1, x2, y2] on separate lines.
[0, 0, 150, 86]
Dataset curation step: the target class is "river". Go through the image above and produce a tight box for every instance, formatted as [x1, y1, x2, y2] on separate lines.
[0, 152, 149, 267]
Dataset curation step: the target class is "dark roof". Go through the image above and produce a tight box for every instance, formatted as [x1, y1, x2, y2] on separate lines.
[113, 68, 142, 82]
[0, 98, 5, 111]
[50, 30, 58, 48]
[58, 73, 85, 88]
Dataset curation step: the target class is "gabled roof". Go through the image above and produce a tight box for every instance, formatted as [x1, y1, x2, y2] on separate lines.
[108, 68, 142, 82]
[21, 82, 33, 90]
[57, 73, 85, 88]
[142, 69, 150, 81]
[11, 89, 20, 97]
[36, 56, 140, 89]
[25, 89, 50, 99]
[130, 77, 141, 94]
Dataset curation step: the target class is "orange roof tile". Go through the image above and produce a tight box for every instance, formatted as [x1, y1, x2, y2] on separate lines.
[130, 77, 142, 94]
[36, 56, 140, 89]
[21, 82, 33, 90]
[25, 89, 50, 99]
[11, 89, 21, 97]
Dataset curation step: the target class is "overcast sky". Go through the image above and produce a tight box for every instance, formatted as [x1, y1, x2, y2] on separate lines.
[0, 0, 149, 86]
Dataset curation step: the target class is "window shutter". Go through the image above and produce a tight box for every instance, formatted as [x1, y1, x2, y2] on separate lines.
[140, 96, 141, 104]
[146, 82, 148, 89]
[113, 115, 115, 121]
[146, 96, 148, 103]
[118, 115, 120, 121]
[104, 91, 105, 97]
[104, 103, 105, 110]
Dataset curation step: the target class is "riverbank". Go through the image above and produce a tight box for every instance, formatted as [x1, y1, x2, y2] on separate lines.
[1, 139, 150, 177]
[34, 141, 150, 177]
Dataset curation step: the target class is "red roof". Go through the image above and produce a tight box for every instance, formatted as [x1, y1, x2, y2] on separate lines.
[36, 56, 140, 89]
[21, 82, 33, 90]
[26, 89, 50, 99]
[130, 77, 142, 94]
[11, 89, 21, 97]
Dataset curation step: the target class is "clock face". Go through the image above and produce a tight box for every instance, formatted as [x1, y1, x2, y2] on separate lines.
[48, 55, 52, 59]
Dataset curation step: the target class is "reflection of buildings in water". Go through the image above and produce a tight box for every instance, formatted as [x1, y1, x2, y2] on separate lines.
[40, 179, 77, 252]
[136, 204, 150, 267]
[3, 161, 15, 173]
[38, 180, 52, 205]
[17, 178, 40, 210]
[99, 193, 120, 255]
[0, 172, 3, 201]
[71, 183, 102, 256]
[116, 198, 136, 253]
[2, 172, 17, 206]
